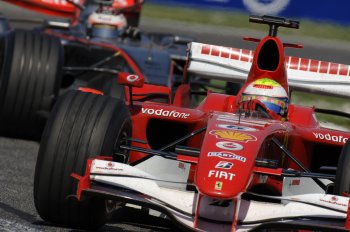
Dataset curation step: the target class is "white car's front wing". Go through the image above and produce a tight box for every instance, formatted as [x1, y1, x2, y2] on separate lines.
[86, 159, 349, 231]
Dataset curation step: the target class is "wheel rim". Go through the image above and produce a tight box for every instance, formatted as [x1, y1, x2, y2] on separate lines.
[113, 123, 131, 164]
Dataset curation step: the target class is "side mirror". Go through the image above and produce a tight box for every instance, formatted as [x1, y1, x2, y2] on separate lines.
[173, 36, 195, 45]
[118, 72, 144, 88]
[118, 72, 144, 107]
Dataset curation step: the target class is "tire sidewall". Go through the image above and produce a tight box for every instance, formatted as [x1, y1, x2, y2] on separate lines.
[34, 91, 131, 228]
[0, 30, 63, 139]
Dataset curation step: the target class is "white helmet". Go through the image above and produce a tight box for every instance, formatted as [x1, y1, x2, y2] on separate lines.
[241, 78, 289, 115]
[88, 12, 127, 29]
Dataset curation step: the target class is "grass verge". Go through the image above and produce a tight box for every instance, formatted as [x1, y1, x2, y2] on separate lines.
[142, 4, 350, 42]
[292, 92, 350, 130]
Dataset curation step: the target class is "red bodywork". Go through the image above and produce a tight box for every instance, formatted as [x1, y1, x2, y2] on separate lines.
[46, 14, 349, 230]
[3, 0, 143, 24]
[121, 33, 349, 199]
[116, 30, 349, 230]
[4, 0, 84, 18]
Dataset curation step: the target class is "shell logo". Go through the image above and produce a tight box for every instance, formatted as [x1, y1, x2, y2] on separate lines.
[210, 130, 257, 142]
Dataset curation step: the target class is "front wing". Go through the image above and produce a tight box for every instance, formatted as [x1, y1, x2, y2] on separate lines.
[73, 159, 350, 231]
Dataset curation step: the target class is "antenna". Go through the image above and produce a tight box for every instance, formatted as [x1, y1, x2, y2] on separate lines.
[249, 15, 300, 37]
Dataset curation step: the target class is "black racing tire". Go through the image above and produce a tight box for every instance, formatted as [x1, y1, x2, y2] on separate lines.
[0, 15, 11, 33]
[0, 29, 63, 140]
[34, 90, 131, 229]
[0, 33, 6, 80]
[334, 141, 350, 195]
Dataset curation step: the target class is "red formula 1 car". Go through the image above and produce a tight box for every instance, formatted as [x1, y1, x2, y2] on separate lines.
[34, 16, 350, 231]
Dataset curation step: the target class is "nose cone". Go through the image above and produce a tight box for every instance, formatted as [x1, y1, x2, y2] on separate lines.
[195, 114, 262, 198]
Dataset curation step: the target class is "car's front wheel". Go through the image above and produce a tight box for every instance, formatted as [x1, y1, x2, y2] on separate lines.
[34, 90, 131, 229]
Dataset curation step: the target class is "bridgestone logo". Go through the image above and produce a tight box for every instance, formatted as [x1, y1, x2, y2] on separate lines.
[313, 133, 348, 144]
[141, 108, 190, 119]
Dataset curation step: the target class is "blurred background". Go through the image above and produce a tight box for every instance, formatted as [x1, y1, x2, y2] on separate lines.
[148, 0, 350, 24]
[0, 1, 349, 232]
[145, 0, 350, 41]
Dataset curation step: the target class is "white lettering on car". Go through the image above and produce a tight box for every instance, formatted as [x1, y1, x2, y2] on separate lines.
[313, 132, 348, 144]
[141, 108, 190, 119]
[208, 170, 235, 181]
[208, 151, 246, 162]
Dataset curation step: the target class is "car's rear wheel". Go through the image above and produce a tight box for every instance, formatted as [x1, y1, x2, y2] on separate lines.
[334, 141, 350, 195]
[34, 90, 131, 229]
[0, 30, 62, 140]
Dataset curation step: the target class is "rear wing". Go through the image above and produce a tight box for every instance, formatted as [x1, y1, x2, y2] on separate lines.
[187, 42, 350, 98]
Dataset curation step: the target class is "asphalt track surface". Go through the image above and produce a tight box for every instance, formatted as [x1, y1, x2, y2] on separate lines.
[1, 2, 350, 232]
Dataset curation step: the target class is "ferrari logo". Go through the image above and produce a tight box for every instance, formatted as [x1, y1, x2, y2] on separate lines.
[215, 181, 223, 190]
[210, 130, 256, 142]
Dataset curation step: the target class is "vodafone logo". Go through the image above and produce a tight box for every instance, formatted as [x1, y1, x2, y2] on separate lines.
[126, 75, 139, 82]
[141, 108, 190, 119]
[313, 132, 348, 144]
[216, 141, 243, 151]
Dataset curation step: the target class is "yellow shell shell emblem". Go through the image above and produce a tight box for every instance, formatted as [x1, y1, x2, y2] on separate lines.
[210, 130, 256, 142]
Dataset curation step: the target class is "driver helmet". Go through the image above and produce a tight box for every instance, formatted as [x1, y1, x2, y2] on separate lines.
[88, 6, 127, 38]
[240, 78, 289, 116]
